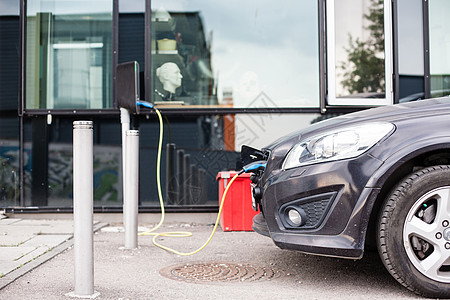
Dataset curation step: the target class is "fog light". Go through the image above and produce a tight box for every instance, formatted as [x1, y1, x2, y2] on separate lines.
[286, 207, 306, 227]
[288, 209, 302, 225]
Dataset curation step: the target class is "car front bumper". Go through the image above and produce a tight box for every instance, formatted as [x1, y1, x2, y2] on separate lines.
[254, 153, 384, 259]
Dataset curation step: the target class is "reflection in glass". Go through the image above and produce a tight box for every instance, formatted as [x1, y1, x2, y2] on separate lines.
[0, 0, 19, 15]
[397, 0, 423, 76]
[20, 117, 123, 207]
[396, 0, 425, 102]
[150, 0, 320, 108]
[45, 143, 122, 207]
[137, 113, 320, 206]
[25, 0, 113, 109]
[429, 0, 450, 98]
[0, 0, 20, 207]
[0, 0, 20, 111]
[0, 118, 20, 207]
[119, 0, 144, 13]
[334, 0, 385, 98]
[138, 114, 236, 206]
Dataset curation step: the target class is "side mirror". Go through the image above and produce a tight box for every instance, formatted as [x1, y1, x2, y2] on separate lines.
[116, 61, 140, 114]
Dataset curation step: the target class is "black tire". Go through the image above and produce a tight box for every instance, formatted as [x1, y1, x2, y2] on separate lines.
[377, 165, 450, 298]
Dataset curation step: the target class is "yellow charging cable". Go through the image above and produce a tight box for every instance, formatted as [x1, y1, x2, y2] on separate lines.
[139, 106, 241, 256]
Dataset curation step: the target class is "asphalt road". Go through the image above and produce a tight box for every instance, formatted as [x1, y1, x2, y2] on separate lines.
[0, 224, 420, 299]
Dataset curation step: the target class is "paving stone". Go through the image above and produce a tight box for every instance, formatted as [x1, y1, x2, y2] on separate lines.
[0, 247, 36, 261]
[10, 220, 73, 232]
[0, 235, 34, 247]
[0, 219, 109, 291]
[14, 247, 50, 266]
[0, 261, 21, 277]
[0, 225, 43, 234]
[37, 224, 74, 235]
[0, 227, 43, 246]
[21, 235, 72, 248]
[11, 219, 60, 226]
[0, 219, 22, 225]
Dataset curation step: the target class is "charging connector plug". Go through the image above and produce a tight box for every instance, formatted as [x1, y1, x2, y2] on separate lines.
[240, 160, 267, 174]
[137, 100, 154, 109]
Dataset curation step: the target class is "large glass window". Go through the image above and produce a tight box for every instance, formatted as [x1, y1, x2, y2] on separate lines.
[398, 0, 423, 77]
[25, 0, 113, 110]
[0, 0, 20, 207]
[118, 0, 145, 101]
[137, 113, 320, 207]
[429, 0, 450, 98]
[150, 0, 320, 109]
[21, 116, 123, 207]
[0, 0, 20, 111]
[326, 0, 392, 105]
[118, 0, 145, 66]
[397, 0, 424, 102]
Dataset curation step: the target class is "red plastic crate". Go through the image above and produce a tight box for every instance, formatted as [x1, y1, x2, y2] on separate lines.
[216, 171, 259, 231]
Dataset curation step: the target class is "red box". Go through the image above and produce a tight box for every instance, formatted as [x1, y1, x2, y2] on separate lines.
[216, 171, 259, 231]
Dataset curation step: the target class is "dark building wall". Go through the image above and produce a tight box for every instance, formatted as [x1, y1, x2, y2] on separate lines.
[0, 16, 20, 206]
[399, 75, 424, 100]
[118, 13, 145, 66]
[0, 16, 20, 111]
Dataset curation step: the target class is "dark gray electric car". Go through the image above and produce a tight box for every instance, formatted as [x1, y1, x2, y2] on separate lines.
[247, 97, 450, 298]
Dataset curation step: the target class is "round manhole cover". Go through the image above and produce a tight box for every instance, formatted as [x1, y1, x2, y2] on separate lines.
[160, 262, 285, 283]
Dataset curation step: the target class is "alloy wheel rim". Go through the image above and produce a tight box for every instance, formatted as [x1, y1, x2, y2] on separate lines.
[403, 186, 450, 283]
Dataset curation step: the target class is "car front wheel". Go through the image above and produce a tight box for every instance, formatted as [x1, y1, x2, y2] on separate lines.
[377, 165, 450, 298]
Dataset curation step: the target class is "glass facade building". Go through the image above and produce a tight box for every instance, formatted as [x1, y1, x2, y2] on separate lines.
[0, 0, 449, 211]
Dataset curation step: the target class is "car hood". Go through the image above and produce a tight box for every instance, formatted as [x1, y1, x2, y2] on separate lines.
[266, 97, 450, 150]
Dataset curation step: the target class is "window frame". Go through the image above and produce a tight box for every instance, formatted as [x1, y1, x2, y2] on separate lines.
[325, 0, 394, 106]
[21, 0, 116, 115]
[19, 0, 402, 116]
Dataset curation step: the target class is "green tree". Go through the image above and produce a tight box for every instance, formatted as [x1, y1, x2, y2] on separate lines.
[339, 0, 385, 95]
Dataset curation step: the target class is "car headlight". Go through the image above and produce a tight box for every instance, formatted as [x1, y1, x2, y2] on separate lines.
[282, 122, 395, 169]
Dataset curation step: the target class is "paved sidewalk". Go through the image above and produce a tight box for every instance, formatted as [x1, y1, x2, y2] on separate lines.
[0, 214, 420, 299]
[0, 214, 106, 290]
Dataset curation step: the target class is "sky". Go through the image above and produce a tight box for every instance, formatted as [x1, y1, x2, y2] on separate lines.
[26, 0, 112, 15]
[0, 0, 19, 15]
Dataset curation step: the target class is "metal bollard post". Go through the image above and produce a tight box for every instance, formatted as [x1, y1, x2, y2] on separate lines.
[183, 154, 191, 204]
[199, 169, 207, 204]
[166, 143, 176, 205]
[120, 108, 130, 228]
[177, 150, 185, 204]
[124, 130, 139, 249]
[69, 121, 99, 298]
[191, 164, 199, 203]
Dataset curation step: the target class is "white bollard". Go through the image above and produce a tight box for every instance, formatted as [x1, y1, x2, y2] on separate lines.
[120, 108, 130, 232]
[68, 121, 99, 298]
[124, 130, 139, 249]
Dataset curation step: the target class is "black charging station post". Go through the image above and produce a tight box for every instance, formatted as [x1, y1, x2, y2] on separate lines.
[116, 61, 141, 249]
[116, 61, 140, 115]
